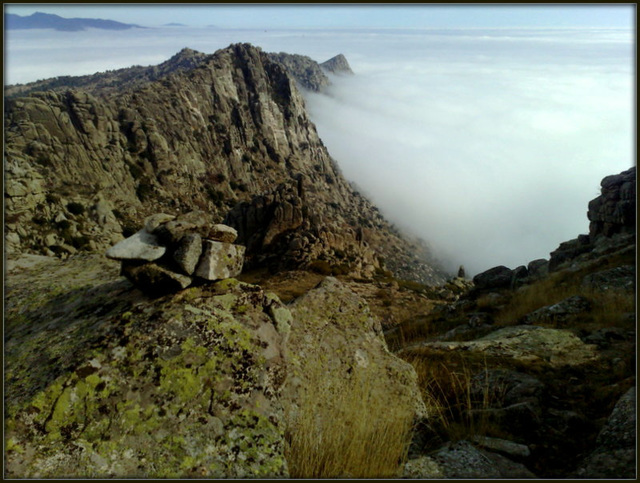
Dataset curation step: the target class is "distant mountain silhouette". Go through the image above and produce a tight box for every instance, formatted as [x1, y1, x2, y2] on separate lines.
[5, 11, 143, 31]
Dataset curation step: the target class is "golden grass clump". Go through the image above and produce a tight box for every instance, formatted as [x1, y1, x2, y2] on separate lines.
[284, 362, 415, 478]
[401, 352, 507, 444]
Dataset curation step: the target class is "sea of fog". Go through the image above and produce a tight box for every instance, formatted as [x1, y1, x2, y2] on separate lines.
[5, 27, 634, 276]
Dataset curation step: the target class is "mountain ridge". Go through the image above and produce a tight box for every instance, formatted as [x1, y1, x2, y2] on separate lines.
[4, 43, 448, 284]
[5, 11, 143, 31]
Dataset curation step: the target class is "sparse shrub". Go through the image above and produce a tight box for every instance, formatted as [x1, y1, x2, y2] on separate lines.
[66, 202, 85, 215]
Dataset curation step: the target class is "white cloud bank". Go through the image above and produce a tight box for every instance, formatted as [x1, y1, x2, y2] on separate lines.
[5, 27, 634, 276]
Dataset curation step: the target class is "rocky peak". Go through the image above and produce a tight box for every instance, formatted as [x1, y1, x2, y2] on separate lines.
[321, 53, 354, 75]
[267, 52, 331, 92]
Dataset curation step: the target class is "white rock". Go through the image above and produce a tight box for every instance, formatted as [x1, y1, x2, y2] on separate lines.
[194, 240, 245, 280]
[105, 229, 166, 261]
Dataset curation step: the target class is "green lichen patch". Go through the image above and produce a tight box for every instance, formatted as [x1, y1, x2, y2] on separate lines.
[5, 257, 289, 478]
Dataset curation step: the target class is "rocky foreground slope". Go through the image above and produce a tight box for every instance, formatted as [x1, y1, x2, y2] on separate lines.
[4, 43, 445, 285]
[5, 164, 635, 478]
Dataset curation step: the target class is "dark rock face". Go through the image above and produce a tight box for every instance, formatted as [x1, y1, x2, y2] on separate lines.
[573, 387, 636, 478]
[588, 166, 636, 238]
[4, 43, 447, 285]
[472, 265, 513, 290]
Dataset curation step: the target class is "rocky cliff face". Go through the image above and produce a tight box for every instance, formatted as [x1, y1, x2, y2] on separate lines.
[4, 43, 446, 285]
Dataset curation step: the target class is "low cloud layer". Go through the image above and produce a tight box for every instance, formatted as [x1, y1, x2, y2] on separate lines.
[5, 27, 634, 276]
[305, 29, 634, 275]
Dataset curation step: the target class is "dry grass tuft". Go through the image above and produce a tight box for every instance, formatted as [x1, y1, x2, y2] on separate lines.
[284, 362, 415, 478]
[402, 352, 506, 444]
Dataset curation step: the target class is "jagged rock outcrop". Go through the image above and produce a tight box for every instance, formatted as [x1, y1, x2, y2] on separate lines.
[320, 54, 354, 75]
[588, 166, 635, 238]
[548, 166, 635, 272]
[4, 43, 447, 285]
[267, 52, 331, 92]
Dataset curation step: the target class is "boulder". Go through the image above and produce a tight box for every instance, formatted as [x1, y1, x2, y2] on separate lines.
[283, 277, 426, 477]
[172, 233, 202, 275]
[470, 435, 531, 459]
[105, 229, 166, 261]
[473, 265, 513, 291]
[209, 224, 238, 244]
[194, 240, 245, 281]
[520, 295, 591, 325]
[428, 440, 536, 478]
[527, 259, 549, 280]
[511, 265, 529, 288]
[548, 235, 593, 272]
[144, 213, 175, 233]
[406, 326, 599, 368]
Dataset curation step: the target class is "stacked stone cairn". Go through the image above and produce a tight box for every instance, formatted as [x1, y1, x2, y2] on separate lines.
[106, 211, 245, 296]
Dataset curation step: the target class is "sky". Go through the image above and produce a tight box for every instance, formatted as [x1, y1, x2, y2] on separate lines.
[4, 5, 636, 276]
[4, 4, 636, 29]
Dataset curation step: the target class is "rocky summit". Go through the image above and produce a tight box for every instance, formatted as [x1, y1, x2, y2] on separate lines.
[3, 40, 635, 479]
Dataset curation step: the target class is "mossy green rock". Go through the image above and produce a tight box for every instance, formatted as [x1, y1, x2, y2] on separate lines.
[5, 254, 290, 478]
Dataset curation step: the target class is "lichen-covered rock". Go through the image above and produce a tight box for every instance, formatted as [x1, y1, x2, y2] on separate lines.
[5, 258, 291, 478]
[405, 326, 599, 367]
[284, 276, 427, 424]
[582, 264, 635, 292]
[520, 295, 591, 325]
[194, 240, 245, 280]
[105, 229, 166, 261]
